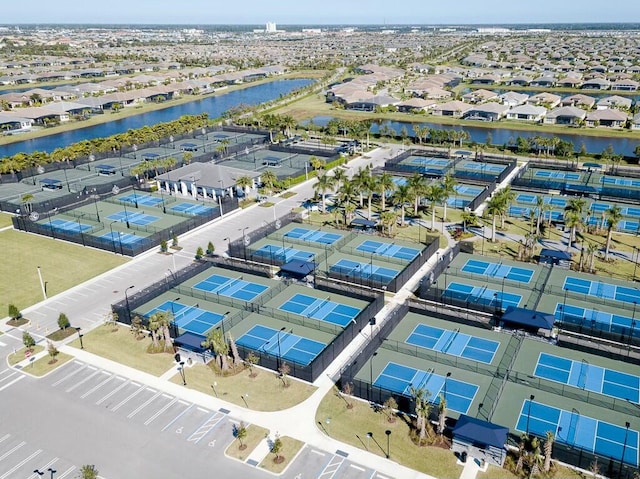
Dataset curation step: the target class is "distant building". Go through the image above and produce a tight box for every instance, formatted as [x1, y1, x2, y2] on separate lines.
[266, 22, 277, 33]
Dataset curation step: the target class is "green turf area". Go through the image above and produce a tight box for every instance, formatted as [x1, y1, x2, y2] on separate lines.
[225, 423, 269, 461]
[25, 352, 73, 377]
[258, 436, 305, 473]
[0, 229, 127, 313]
[0, 213, 13, 229]
[7, 345, 44, 366]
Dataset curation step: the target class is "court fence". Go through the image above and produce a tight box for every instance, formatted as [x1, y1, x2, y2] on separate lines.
[383, 148, 454, 178]
[13, 189, 238, 256]
[227, 211, 301, 261]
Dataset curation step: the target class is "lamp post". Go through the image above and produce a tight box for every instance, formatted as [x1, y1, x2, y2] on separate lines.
[76, 212, 86, 246]
[630, 302, 637, 345]
[219, 311, 231, 339]
[48, 468, 56, 479]
[563, 287, 568, 322]
[526, 394, 535, 434]
[117, 153, 125, 176]
[385, 430, 391, 458]
[124, 285, 135, 322]
[620, 421, 630, 473]
[33, 471, 44, 478]
[109, 220, 119, 254]
[241, 226, 249, 260]
[169, 135, 174, 149]
[132, 144, 137, 159]
[369, 351, 378, 401]
[444, 372, 451, 399]
[122, 200, 131, 228]
[366, 432, 372, 451]
[91, 191, 100, 222]
[202, 127, 207, 152]
[633, 247, 639, 281]
[62, 161, 71, 192]
[276, 326, 286, 370]
[501, 276, 506, 312]
[171, 297, 181, 336]
[223, 237, 231, 256]
[76, 327, 84, 349]
[37, 266, 47, 301]
[178, 360, 186, 385]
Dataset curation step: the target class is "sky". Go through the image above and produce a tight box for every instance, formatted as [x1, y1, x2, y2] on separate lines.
[2, 0, 640, 25]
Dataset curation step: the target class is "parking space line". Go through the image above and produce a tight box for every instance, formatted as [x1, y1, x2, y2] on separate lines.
[162, 404, 193, 432]
[56, 466, 76, 479]
[0, 441, 24, 461]
[318, 455, 345, 479]
[0, 449, 42, 479]
[127, 391, 163, 419]
[0, 433, 10, 443]
[0, 370, 18, 383]
[52, 363, 87, 387]
[0, 375, 24, 392]
[187, 412, 224, 444]
[144, 398, 178, 426]
[95, 378, 129, 405]
[27, 457, 58, 479]
[111, 384, 146, 412]
[80, 373, 114, 399]
[311, 449, 326, 456]
[350, 464, 365, 471]
[65, 368, 101, 393]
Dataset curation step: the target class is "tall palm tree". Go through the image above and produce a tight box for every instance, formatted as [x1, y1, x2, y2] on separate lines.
[376, 173, 396, 212]
[332, 168, 348, 190]
[202, 328, 230, 370]
[437, 394, 447, 435]
[336, 181, 358, 224]
[535, 195, 545, 236]
[441, 174, 457, 222]
[486, 195, 504, 242]
[313, 174, 336, 213]
[235, 175, 254, 197]
[260, 170, 277, 195]
[564, 210, 583, 252]
[392, 183, 412, 225]
[352, 166, 372, 207]
[380, 210, 398, 236]
[407, 173, 427, 216]
[605, 205, 623, 260]
[426, 184, 445, 230]
[496, 186, 516, 228]
[544, 431, 554, 473]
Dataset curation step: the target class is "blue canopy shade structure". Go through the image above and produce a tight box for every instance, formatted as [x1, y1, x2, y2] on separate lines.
[174, 332, 206, 353]
[502, 306, 555, 330]
[452, 415, 509, 450]
[351, 218, 377, 228]
[280, 259, 316, 278]
[96, 164, 116, 175]
[583, 162, 602, 169]
[40, 178, 62, 186]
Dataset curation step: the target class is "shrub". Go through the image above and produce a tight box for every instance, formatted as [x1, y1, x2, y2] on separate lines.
[23, 331, 35, 350]
[195, 246, 204, 259]
[160, 239, 168, 253]
[8, 304, 21, 320]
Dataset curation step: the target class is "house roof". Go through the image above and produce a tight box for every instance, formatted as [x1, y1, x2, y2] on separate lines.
[546, 106, 587, 119]
[587, 109, 628, 121]
[467, 102, 509, 114]
[508, 104, 547, 116]
[156, 162, 260, 189]
[452, 415, 509, 449]
[433, 100, 473, 113]
[501, 306, 555, 330]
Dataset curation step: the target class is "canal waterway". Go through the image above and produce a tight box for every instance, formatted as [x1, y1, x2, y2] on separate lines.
[1, 78, 313, 158]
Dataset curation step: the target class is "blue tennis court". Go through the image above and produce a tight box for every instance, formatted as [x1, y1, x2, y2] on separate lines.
[461, 259, 534, 283]
[447, 198, 470, 208]
[590, 202, 610, 213]
[374, 362, 479, 414]
[516, 193, 537, 204]
[99, 231, 145, 245]
[509, 206, 531, 217]
[48, 218, 92, 233]
[356, 239, 420, 261]
[236, 324, 325, 366]
[534, 352, 640, 403]
[563, 276, 640, 305]
[278, 293, 361, 327]
[623, 206, 640, 218]
[409, 157, 449, 167]
[406, 324, 499, 364]
[554, 303, 638, 338]
[462, 162, 505, 173]
[170, 202, 214, 215]
[544, 197, 567, 208]
[118, 194, 163, 206]
[146, 300, 224, 335]
[107, 211, 159, 226]
[253, 244, 315, 262]
[455, 185, 484, 196]
[329, 258, 398, 283]
[620, 220, 640, 233]
[602, 176, 640, 188]
[534, 171, 581, 180]
[445, 282, 522, 309]
[284, 227, 342, 245]
[516, 399, 639, 466]
[194, 274, 268, 301]
[542, 210, 564, 221]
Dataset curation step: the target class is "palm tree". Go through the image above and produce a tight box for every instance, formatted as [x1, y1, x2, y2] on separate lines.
[392, 183, 412, 225]
[147, 311, 172, 351]
[407, 173, 427, 216]
[336, 181, 358, 224]
[425, 184, 445, 230]
[543, 431, 554, 472]
[352, 166, 372, 208]
[535, 196, 545, 236]
[380, 210, 398, 236]
[202, 328, 230, 370]
[586, 241, 598, 273]
[515, 434, 527, 473]
[441, 174, 457, 222]
[332, 168, 347, 190]
[313, 174, 336, 213]
[486, 195, 503, 242]
[376, 172, 396, 212]
[437, 394, 447, 435]
[21, 193, 34, 213]
[409, 386, 432, 442]
[260, 170, 277, 195]
[496, 186, 516, 228]
[530, 436, 542, 476]
[605, 205, 623, 260]
[564, 210, 583, 252]
[235, 175, 254, 197]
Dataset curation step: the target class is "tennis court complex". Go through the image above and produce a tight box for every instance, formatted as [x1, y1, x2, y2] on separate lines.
[194, 273, 268, 301]
[329, 259, 398, 284]
[445, 282, 522, 309]
[555, 303, 637, 337]
[107, 211, 159, 226]
[461, 259, 534, 283]
[406, 324, 500, 364]
[534, 171, 581, 181]
[278, 293, 361, 327]
[534, 352, 640, 403]
[236, 324, 326, 366]
[516, 399, 639, 466]
[461, 162, 505, 173]
[118, 193, 163, 207]
[356, 239, 420, 261]
[253, 244, 316, 263]
[602, 176, 640, 188]
[146, 300, 224, 335]
[169, 203, 214, 216]
[99, 231, 145, 245]
[284, 227, 342, 245]
[374, 362, 479, 414]
[48, 218, 93, 233]
[564, 276, 640, 305]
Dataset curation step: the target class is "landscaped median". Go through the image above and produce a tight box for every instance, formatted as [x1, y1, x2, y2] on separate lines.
[7, 345, 72, 376]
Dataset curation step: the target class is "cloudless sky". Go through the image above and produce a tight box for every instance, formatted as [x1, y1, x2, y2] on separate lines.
[3, 0, 639, 25]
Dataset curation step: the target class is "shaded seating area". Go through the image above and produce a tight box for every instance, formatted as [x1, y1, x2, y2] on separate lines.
[350, 217, 377, 231]
[451, 415, 509, 467]
[539, 248, 571, 267]
[499, 306, 555, 336]
[173, 331, 210, 363]
[280, 259, 316, 280]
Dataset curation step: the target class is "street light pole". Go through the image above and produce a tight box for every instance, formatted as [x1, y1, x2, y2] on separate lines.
[620, 421, 630, 474]
[241, 227, 249, 260]
[276, 326, 286, 370]
[369, 351, 378, 401]
[179, 360, 186, 385]
[124, 285, 135, 322]
[526, 394, 535, 434]
[76, 327, 84, 349]
[48, 467, 56, 479]
[36, 266, 47, 301]
[385, 430, 391, 458]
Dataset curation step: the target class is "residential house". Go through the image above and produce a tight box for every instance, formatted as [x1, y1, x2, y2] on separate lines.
[557, 76, 583, 88]
[527, 92, 562, 108]
[506, 104, 547, 122]
[396, 98, 437, 113]
[499, 91, 529, 107]
[462, 89, 499, 104]
[611, 79, 639, 91]
[422, 87, 452, 100]
[597, 95, 632, 110]
[345, 94, 400, 111]
[561, 94, 596, 109]
[470, 74, 501, 85]
[581, 78, 611, 90]
[530, 74, 556, 87]
[431, 100, 473, 117]
[505, 75, 532, 86]
[463, 102, 509, 121]
[544, 106, 587, 125]
[0, 112, 33, 131]
[632, 113, 640, 130]
[586, 109, 628, 128]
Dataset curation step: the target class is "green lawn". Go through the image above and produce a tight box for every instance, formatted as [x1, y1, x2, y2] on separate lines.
[258, 436, 305, 473]
[7, 345, 45, 366]
[168, 362, 317, 411]
[68, 324, 175, 376]
[225, 424, 269, 462]
[26, 352, 73, 377]
[315, 389, 463, 478]
[0, 229, 127, 313]
[0, 213, 13, 229]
